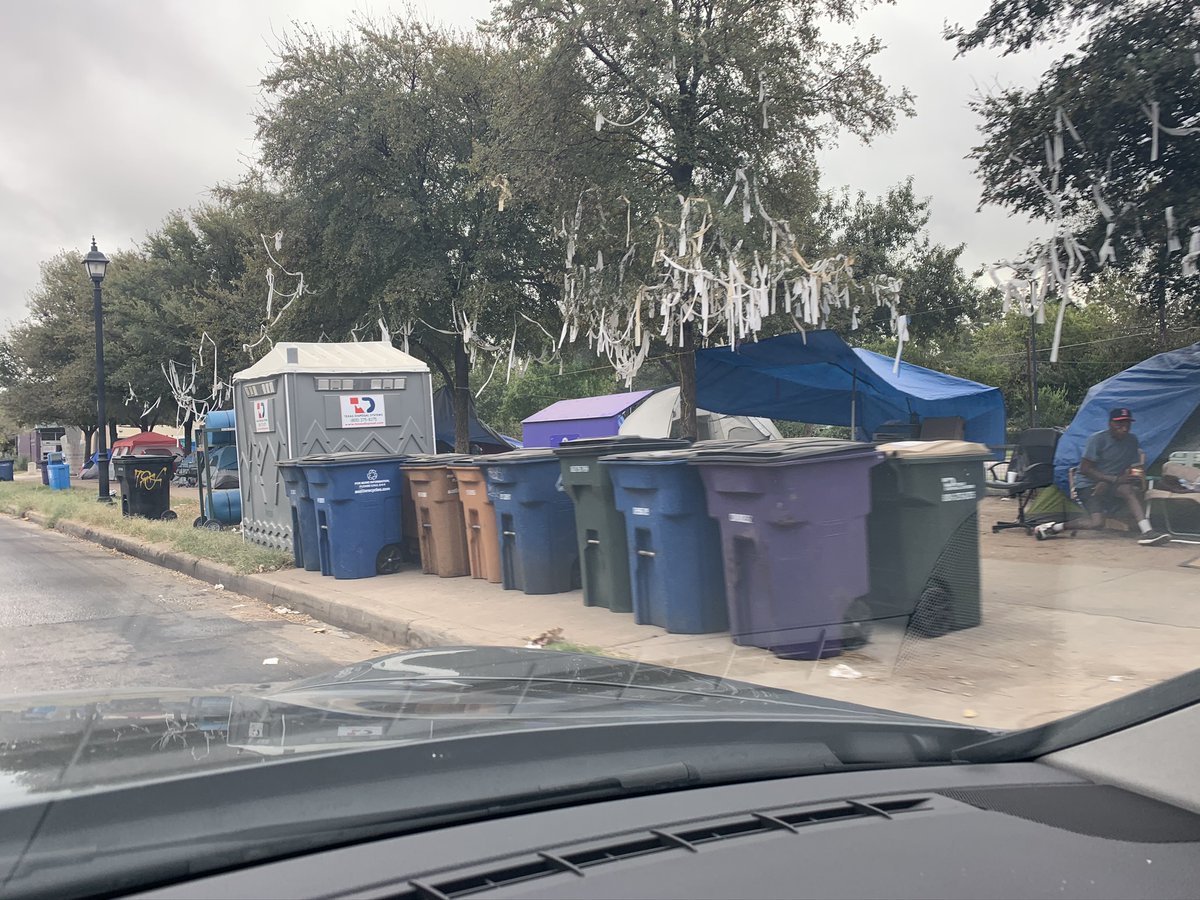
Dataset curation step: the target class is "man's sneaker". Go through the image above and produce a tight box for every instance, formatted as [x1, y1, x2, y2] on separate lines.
[1035, 522, 1059, 541]
[1138, 530, 1171, 546]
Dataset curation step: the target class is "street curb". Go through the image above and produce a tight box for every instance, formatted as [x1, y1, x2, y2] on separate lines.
[10, 511, 448, 650]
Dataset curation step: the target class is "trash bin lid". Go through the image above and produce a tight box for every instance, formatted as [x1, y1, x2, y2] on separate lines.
[598, 439, 762, 465]
[401, 453, 475, 467]
[875, 440, 993, 459]
[553, 435, 690, 458]
[472, 448, 559, 465]
[297, 452, 406, 467]
[687, 437, 875, 465]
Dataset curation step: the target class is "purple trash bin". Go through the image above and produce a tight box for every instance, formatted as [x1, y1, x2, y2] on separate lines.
[689, 439, 883, 660]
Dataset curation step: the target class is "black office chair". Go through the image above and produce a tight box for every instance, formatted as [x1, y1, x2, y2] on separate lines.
[985, 427, 1063, 534]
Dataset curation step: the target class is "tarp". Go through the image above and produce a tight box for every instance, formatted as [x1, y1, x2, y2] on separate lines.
[523, 391, 653, 424]
[432, 386, 516, 454]
[521, 390, 652, 447]
[1054, 341, 1200, 490]
[695, 331, 1007, 448]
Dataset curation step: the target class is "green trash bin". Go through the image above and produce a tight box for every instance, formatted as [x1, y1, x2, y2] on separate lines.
[555, 436, 688, 612]
[867, 440, 993, 638]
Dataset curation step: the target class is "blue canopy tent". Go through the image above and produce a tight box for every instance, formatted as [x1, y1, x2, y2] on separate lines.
[1053, 341, 1200, 490]
[695, 331, 1007, 448]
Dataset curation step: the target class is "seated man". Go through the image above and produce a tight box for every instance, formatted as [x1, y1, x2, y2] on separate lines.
[1036, 407, 1170, 545]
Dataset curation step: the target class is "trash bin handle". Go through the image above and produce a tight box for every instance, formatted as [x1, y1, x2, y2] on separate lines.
[586, 538, 601, 545]
[502, 530, 516, 537]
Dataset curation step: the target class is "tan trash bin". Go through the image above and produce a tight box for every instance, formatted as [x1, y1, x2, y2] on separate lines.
[449, 464, 503, 583]
[403, 463, 470, 577]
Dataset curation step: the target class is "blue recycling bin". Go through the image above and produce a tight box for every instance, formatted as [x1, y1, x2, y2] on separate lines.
[476, 449, 580, 594]
[0, 460, 14, 481]
[278, 459, 320, 571]
[601, 449, 729, 634]
[47, 461, 71, 491]
[298, 453, 407, 580]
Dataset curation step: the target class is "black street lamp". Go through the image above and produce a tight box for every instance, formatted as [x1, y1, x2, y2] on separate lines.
[82, 238, 112, 503]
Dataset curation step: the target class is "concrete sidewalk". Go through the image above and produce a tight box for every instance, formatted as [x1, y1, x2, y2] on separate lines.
[13, 497, 1200, 731]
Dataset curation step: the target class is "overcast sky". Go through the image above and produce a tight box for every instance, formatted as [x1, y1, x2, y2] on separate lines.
[0, 0, 1065, 329]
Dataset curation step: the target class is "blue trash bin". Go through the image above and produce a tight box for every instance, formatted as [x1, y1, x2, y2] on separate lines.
[476, 449, 580, 594]
[278, 459, 320, 571]
[600, 448, 730, 634]
[299, 453, 407, 580]
[0, 460, 14, 481]
[47, 461, 71, 491]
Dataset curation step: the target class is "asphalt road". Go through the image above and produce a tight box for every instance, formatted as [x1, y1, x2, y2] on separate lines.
[0, 516, 394, 696]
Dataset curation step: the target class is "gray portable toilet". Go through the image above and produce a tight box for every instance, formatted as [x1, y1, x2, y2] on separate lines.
[232, 341, 435, 550]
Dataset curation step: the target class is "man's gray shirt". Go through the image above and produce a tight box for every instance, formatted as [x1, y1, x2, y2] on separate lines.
[1077, 430, 1140, 490]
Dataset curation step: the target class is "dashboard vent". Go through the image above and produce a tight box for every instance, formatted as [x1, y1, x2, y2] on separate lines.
[397, 795, 931, 899]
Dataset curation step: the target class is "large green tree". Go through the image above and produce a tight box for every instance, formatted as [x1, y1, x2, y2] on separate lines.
[954, 0, 1200, 344]
[484, 0, 914, 434]
[110, 201, 271, 447]
[253, 18, 562, 450]
[0, 252, 118, 450]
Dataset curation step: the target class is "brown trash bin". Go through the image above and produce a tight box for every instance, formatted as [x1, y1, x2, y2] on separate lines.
[448, 464, 502, 583]
[403, 463, 470, 577]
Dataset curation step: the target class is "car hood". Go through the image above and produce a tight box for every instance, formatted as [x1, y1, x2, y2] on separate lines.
[0, 646, 982, 805]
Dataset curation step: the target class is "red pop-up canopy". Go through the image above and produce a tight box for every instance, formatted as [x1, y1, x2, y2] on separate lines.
[110, 432, 180, 457]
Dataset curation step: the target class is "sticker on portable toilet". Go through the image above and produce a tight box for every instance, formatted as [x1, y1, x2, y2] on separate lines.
[465, 489, 478, 495]
[569, 465, 589, 473]
[632, 507, 651, 516]
[728, 513, 754, 524]
[497, 492, 512, 501]
[339, 394, 386, 428]
[253, 399, 270, 433]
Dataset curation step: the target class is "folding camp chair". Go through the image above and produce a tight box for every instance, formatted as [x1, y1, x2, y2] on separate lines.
[985, 427, 1062, 534]
[1145, 462, 1200, 539]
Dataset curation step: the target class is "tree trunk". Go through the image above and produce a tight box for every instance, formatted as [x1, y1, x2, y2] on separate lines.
[82, 426, 95, 459]
[108, 421, 119, 445]
[678, 319, 698, 441]
[1156, 261, 1168, 349]
[183, 416, 194, 452]
[453, 336, 471, 453]
[410, 336, 454, 452]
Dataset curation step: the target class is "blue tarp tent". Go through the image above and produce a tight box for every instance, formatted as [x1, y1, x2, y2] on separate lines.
[1054, 341, 1200, 490]
[432, 386, 517, 453]
[695, 331, 1007, 448]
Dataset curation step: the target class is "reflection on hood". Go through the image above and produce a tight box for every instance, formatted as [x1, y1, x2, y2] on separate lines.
[0, 646, 941, 804]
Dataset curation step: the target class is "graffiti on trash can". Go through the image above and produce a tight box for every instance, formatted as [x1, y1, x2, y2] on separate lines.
[134, 469, 164, 491]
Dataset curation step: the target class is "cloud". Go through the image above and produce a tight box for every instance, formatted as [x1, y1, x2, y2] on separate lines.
[0, 0, 1066, 328]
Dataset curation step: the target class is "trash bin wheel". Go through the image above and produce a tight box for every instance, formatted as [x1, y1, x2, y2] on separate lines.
[193, 516, 207, 529]
[376, 543, 405, 575]
[160, 510, 177, 522]
[204, 520, 223, 532]
[910, 581, 954, 639]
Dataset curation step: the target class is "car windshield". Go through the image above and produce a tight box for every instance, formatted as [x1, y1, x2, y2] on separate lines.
[1, 0, 1199, 893]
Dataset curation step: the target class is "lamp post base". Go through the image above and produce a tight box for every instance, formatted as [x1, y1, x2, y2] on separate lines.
[97, 494, 114, 504]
